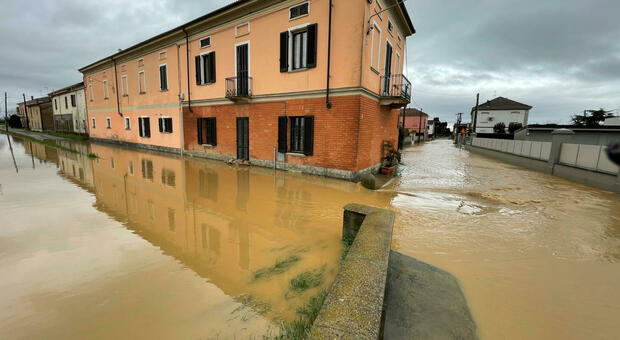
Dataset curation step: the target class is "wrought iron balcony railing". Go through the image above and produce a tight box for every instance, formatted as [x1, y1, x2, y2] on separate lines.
[380, 74, 411, 102]
[225, 73, 252, 99]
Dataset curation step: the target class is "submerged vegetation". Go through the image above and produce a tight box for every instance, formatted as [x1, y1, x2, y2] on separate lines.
[340, 235, 355, 263]
[268, 290, 328, 340]
[289, 267, 325, 292]
[253, 255, 301, 281]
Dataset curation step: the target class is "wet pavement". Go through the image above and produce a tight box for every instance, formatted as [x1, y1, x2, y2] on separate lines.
[1, 135, 619, 339]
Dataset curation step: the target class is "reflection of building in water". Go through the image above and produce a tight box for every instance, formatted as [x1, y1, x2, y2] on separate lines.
[19, 139, 59, 165]
[57, 143, 95, 191]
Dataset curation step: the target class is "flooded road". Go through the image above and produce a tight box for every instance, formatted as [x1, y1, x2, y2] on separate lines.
[390, 139, 620, 339]
[1, 135, 619, 339]
[0, 135, 394, 339]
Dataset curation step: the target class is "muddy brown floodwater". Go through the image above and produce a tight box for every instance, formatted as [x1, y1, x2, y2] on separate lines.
[0, 136, 619, 339]
[389, 139, 620, 339]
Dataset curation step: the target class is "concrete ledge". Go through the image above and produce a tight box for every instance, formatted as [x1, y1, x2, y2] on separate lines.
[311, 203, 395, 340]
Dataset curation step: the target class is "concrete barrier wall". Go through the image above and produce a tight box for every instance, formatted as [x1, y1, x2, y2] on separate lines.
[311, 204, 395, 339]
[559, 143, 619, 175]
[472, 137, 551, 161]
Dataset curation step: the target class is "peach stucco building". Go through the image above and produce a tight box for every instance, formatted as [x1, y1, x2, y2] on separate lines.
[79, 0, 415, 181]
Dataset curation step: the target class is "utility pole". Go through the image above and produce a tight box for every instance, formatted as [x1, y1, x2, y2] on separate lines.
[472, 93, 479, 134]
[418, 109, 424, 143]
[22, 93, 30, 130]
[4, 92, 8, 132]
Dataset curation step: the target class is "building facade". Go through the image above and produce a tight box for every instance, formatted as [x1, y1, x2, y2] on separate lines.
[49, 83, 89, 134]
[399, 108, 428, 141]
[25, 97, 54, 132]
[79, 0, 415, 180]
[471, 97, 532, 134]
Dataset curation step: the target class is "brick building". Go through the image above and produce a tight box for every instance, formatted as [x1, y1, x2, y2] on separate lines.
[79, 0, 415, 180]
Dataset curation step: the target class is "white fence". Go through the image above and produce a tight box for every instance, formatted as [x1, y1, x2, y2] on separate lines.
[472, 137, 552, 161]
[559, 143, 619, 175]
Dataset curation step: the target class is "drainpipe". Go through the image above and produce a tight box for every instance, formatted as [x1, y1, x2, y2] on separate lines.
[182, 27, 193, 113]
[112, 57, 122, 117]
[325, 0, 333, 109]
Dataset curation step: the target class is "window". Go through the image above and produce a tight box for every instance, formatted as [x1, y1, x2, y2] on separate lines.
[103, 80, 109, 99]
[387, 19, 394, 35]
[159, 64, 168, 91]
[200, 36, 211, 48]
[370, 22, 382, 71]
[195, 52, 216, 85]
[280, 24, 317, 72]
[124, 117, 130, 130]
[197, 117, 217, 145]
[161, 168, 176, 187]
[88, 84, 94, 101]
[158, 117, 173, 134]
[289, 2, 309, 20]
[110, 157, 115, 169]
[278, 116, 314, 155]
[121, 75, 128, 96]
[235, 22, 250, 37]
[54, 99, 58, 110]
[128, 161, 134, 175]
[71, 94, 76, 107]
[141, 159, 153, 180]
[121, 64, 126, 72]
[106, 117, 111, 129]
[138, 58, 144, 67]
[138, 117, 151, 137]
[158, 51, 167, 60]
[91, 117, 96, 128]
[138, 71, 146, 94]
[64, 96, 68, 109]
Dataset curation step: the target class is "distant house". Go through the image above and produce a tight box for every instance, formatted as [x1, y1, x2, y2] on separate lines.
[25, 97, 54, 132]
[49, 83, 88, 134]
[471, 97, 532, 133]
[399, 108, 428, 141]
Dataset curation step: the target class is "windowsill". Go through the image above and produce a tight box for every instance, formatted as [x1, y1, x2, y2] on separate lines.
[370, 67, 380, 75]
[200, 144, 215, 147]
[289, 14, 309, 21]
[160, 89, 168, 92]
[286, 152, 306, 157]
[104, 98, 109, 100]
[122, 94, 128, 97]
[197, 82, 216, 86]
[289, 67, 309, 73]
[161, 132, 173, 134]
[139, 92, 146, 95]
[200, 45, 211, 49]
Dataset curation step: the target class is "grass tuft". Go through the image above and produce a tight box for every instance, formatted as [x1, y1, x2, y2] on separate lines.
[289, 267, 325, 292]
[267, 290, 328, 340]
[340, 235, 355, 263]
[253, 255, 301, 281]
[45, 131, 89, 141]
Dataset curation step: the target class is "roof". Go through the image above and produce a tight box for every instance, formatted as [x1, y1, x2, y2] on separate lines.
[402, 108, 428, 117]
[25, 97, 51, 106]
[521, 124, 620, 132]
[472, 97, 532, 112]
[80, 0, 415, 73]
[49, 82, 84, 97]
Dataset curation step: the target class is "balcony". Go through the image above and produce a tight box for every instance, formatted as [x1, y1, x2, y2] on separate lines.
[379, 74, 411, 107]
[225, 74, 252, 102]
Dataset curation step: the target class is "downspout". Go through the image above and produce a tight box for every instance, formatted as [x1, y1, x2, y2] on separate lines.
[325, 0, 333, 109]
[182, 27, 193, 113]
[112, 57, 122, 117]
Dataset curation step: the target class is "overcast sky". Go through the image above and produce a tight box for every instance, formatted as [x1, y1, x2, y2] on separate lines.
[1, 0, 619, 124]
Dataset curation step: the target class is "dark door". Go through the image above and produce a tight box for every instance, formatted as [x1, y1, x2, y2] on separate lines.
[236, 44, 249, 96]
[383, 42, 393, 96]
[236, 117, 249, 160]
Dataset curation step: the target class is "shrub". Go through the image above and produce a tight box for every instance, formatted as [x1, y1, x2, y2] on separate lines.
[493, 122, 506, 134]
[508, 122, 523, 134]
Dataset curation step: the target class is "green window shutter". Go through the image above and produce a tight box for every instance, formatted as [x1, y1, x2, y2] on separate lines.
[307, 24, 318, 68]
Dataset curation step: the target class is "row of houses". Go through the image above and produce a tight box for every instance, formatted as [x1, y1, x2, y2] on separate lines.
[16, 83, 88, 134]
[19, 0, 416, 181]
